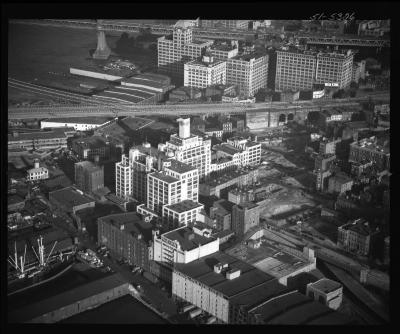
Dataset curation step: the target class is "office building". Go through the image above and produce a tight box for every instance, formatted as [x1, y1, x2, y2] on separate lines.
[74, 160, 104, 193]
[275, 49, 354, 91]
[232, 202, 260, 237]
[337, 218, 379, 256]
[210, 199, 234, 231]
[157, 21, 213, 82]
[226, 52, 268, 98]
[27, 160, 49, 181]
[306, 278, 343, 310]
[184, 55, 226, 88]
[115, 154, 132, 200]
[97, 212, 153, 270]
[165, 118, 212, 180]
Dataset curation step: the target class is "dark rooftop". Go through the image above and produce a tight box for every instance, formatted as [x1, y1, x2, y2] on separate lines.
[42, 117, 113, 125]
[165, 159, 197, 174]
[150, 172, 179, 184]
[174, 251, 280, 303]
[49, 187, 95, 208]
[98, 212, 154, 243]
[164, 200, 203, 214]
[72, 136, 108, 149]
[308, 278, 342, 294]
[8, 129, 68, 142]
[340, 219, 376, 236]
[162, 226, 216, 251]
[8, 273, 127, 323]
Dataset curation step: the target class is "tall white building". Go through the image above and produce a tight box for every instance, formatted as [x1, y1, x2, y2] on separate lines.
[275, 49, 354, 91]
[115, 154, 132, 199]
[157, 21, 213, 82]
[165, 118, 212, 180]
[184, 55, 226, 88]
[145, 159, 199, 216]
[226, 52, 269, 98]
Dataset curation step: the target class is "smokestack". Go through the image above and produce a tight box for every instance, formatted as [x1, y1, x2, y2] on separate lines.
[177, 118, 191, 139]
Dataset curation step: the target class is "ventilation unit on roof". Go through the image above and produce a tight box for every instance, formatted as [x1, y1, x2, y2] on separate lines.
[226, 268, 241, 280]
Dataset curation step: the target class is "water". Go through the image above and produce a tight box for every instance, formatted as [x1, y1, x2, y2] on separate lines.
[61, 294, 167, 324]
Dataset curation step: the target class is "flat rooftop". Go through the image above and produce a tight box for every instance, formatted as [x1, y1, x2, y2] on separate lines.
[8, 129, 68, 142]
[164, 200, 203, 214]
[8, 273, 127, 323]
[225, 238, 309, 280]
[174, 252, 287, 307]
[186, 59, 225, 68]
[42, 117, 113, 125]
[72, 136, 108, 149]
[308, 278, 342, 294]
[213, 143, 241, 155]
[165, 159, 197, 174]
[49, 187, 95, 207]
[205, 167, 257, 187]
[98, 212, 154, 242]
[162, 226, 216, 251]
[150, 172, 179, 184]
[249, 290, 352, 324]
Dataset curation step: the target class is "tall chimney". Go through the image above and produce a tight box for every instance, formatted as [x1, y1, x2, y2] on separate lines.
[177, 118, 191, 139]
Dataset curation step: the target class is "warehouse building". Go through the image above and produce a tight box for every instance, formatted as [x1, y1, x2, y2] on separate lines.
[306, 278, 343, 310]
[184, 55, 226, 89]
[41, 117, 113, 132]
[8, 274, 130, 323]
[8, 129, 69, 151]
[97, 212, 153, 270]
[49, 187, 95, 214]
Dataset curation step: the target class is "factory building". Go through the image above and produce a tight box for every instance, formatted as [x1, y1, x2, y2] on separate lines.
[275, 49, 354, 91]
[231, 202, 260, 237]
[8, 129, 68, 151]
[97, 213, 153, 270]
[157, 21, 213, 82]
[226, 52, 268, 98]
[163, 200, 204, 230]
[184, 55, 226, 89]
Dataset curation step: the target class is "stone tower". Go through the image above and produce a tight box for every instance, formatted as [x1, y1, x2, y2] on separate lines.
[93, 20, 111, 60]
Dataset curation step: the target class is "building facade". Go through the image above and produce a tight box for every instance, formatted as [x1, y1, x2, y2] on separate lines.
[157, 22, 213, 82]
[184, 55, 226, 88]
[74, 160, 104, 193]
[232, 202, 260, 237]
[226, 53, 268, 98]
[27, 160, 49, 181]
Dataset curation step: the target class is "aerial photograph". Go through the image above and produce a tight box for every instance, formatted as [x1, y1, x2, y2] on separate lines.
[7, 14, 390, 325]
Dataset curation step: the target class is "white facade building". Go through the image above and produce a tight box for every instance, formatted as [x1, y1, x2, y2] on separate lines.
[27, 160, 49, 181]
[165, 118, 212, 180]
[115, 154, 132, 199]
[152, 226, 220, 267]
[184, 55, 226, 89]
[226, 53, 268, 98]
[41, 117, 113, 131]
[157, 23, 213, 81]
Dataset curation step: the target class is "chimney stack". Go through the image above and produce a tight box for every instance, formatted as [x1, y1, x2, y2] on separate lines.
[177, 118, 191, 139]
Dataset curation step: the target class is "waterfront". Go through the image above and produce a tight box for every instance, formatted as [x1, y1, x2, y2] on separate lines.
[61, 294, 167, 324]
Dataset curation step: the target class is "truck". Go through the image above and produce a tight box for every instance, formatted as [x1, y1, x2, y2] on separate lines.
[189, 308, 202, 319]
[180, 304, 196, 314]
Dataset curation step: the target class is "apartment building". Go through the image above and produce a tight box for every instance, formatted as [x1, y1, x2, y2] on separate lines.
[306, 278, 343, 310]
[184, 55, 226, 88]
[165, 118, 212, 180]
[226, 52, 268, 98]
[157, 21, 213, 82]
[337, 218, 379, 256]
[275, 49, 354, 91]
